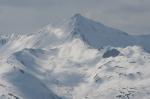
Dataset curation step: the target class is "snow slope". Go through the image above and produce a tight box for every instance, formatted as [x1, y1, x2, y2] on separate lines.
[0, 34, 22, 48]
[0, 14, 150, 99]
[67, 14, 150, 52]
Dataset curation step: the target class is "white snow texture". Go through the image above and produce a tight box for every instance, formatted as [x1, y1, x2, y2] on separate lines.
[0, 14, 150, 99]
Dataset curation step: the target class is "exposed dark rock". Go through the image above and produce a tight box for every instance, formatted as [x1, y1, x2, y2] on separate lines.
[19, 69, 25, 74]
[103, 49, 120, 58]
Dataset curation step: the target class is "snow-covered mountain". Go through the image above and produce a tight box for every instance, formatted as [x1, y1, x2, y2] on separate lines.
[69, 14, 150, 52]
[0, 14, 150, 99]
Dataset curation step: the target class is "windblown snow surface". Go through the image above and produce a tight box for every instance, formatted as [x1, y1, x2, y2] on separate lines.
[0, 14, 150, 99]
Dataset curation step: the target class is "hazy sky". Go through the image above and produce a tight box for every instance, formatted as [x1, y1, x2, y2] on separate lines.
[0, 0, 150, 35]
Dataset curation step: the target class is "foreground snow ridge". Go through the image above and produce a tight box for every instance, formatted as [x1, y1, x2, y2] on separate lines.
[0, 14, 150, 99]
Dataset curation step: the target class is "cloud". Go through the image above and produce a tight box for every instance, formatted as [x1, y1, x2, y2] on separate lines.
[0, 0, 54, 7]
[0, 0, 149, 35]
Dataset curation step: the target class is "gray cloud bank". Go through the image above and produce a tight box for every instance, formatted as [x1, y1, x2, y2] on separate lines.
[0, 0, 150, 35]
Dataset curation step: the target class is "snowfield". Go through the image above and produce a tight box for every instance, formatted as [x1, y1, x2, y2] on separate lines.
[0, 14, 150, 99]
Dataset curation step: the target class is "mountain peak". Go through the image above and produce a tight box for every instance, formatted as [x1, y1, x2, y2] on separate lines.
[70, 13, 105, 29]
[70, 13, 91, 25]
[72, 13, 84, 20]
[73, 13, 82, 18]
[67, 14, 136, 49]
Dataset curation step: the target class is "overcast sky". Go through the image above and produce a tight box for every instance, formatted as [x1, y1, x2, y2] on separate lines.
[0, 0, 150, 35]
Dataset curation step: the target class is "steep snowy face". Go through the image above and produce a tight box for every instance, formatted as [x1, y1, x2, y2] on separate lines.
[63, 14, 150, 52]
[67, 14, 136, 48]
[135, 35, 150, 52]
